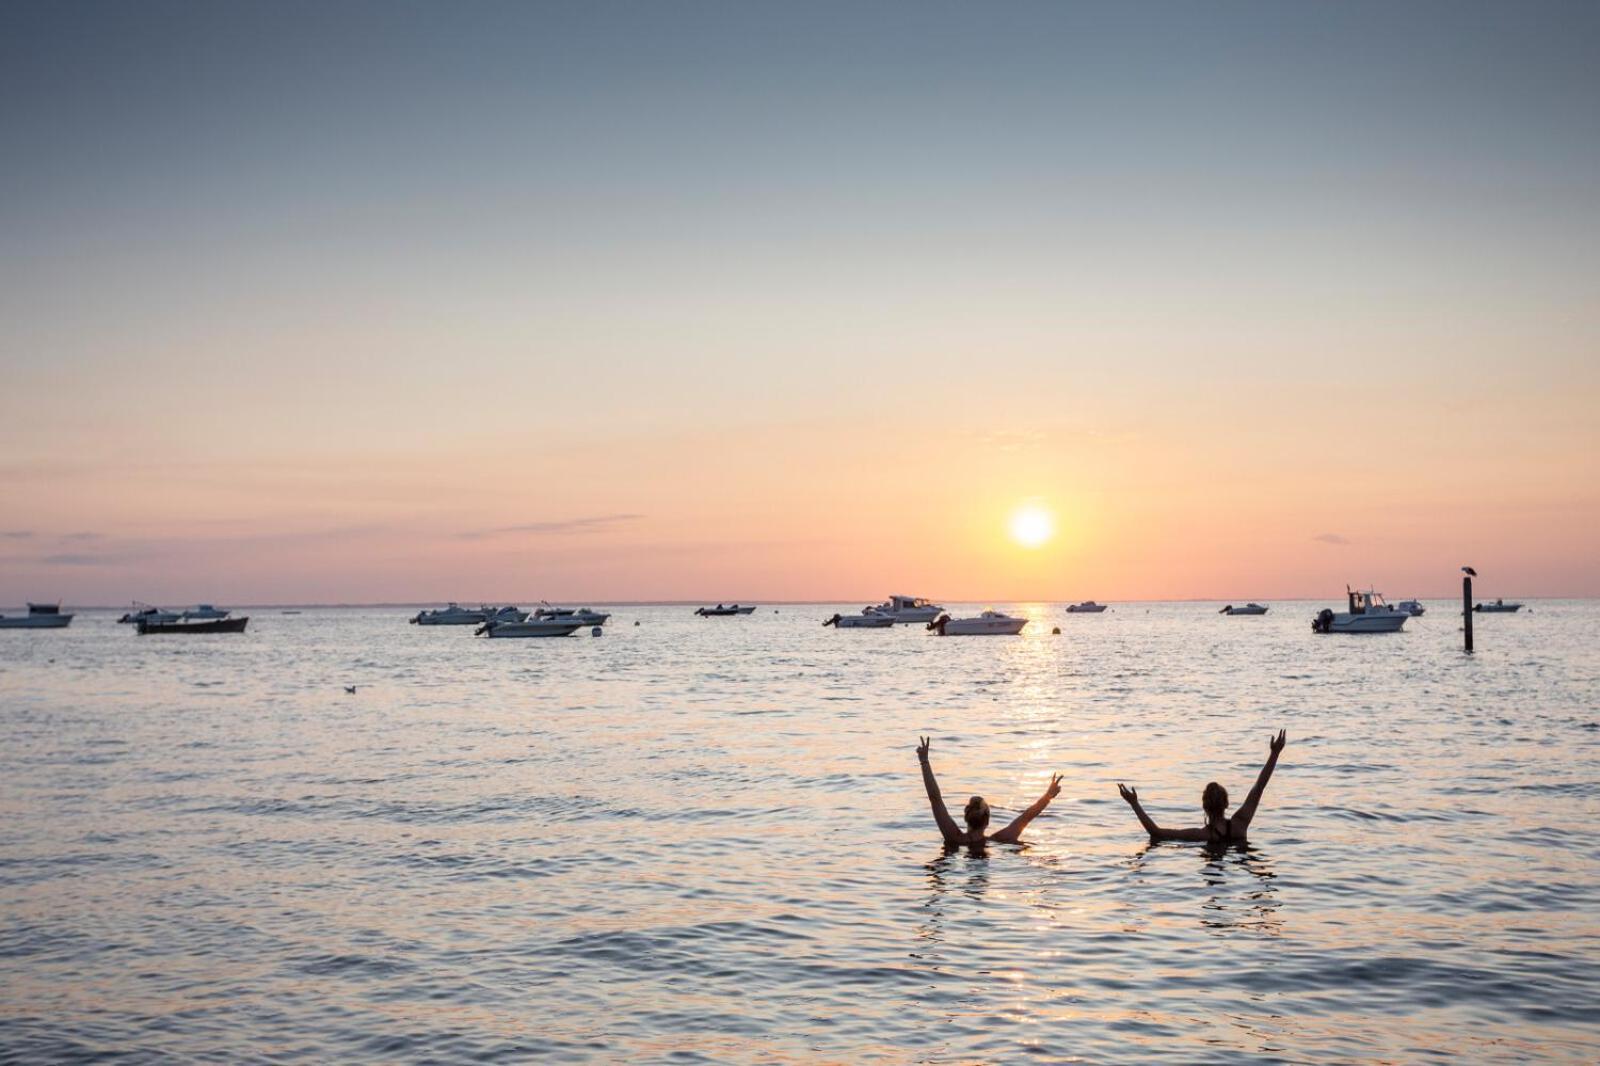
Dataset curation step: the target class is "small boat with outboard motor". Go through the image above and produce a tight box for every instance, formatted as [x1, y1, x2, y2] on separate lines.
[1396, 599, 1426, 616]
[119, 603, 181, 624]
[410, 603, 498, 625]
[869, 595, 944, 624]
[823, 608, 896, 628]
[1311, 587, 1408, 633]
[1219, 603, 1269, 616]
[532, 603, 609, 625]
[695, 604, 757, 616]
[1473, 599, 1523, 613]
[1065, 601, 1108, 613]
[475, 616, 585, 638]
[927, 610, 1028, 636]
[0, 602, 74, 629]
[137, 615, 249, 635]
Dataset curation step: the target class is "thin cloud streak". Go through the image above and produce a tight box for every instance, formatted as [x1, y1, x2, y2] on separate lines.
[1313, 533, 1351, 546]
[459, 514, 645, 539]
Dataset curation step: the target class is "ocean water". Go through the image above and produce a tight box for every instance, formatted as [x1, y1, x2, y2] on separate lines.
[2, 601, 1598, 1063]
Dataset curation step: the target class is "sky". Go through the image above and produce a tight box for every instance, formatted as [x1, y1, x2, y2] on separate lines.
[2, 1, 1598, 605]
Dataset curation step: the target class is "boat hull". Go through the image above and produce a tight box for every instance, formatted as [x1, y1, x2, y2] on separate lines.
[1066, 604, 1107, 613]
[138, 617, 249, 635]
[1222, 605, 1269, 615]
[1473, 604, 1522, 613]
[0, 613, 73, 629]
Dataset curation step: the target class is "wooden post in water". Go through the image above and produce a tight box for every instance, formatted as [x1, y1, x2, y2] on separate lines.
[1463, 574, 1474, 653]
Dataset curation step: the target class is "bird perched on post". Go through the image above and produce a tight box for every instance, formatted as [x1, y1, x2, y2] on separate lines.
[1462, 566, 1477, 577]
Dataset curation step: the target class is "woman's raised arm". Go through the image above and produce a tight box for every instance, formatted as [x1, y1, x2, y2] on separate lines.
[918, 737, 964, 845]
[1232, 729, 1286, 830]
[990, 773, 1063, 844]
[1118, 783, 1208, 843]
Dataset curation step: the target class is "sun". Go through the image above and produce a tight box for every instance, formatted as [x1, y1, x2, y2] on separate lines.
[1009, 504, 1054, 549]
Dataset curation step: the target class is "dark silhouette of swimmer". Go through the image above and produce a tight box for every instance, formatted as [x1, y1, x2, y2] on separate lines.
[1117, 729, 1286, 846]
[917, 736, 1062, 847]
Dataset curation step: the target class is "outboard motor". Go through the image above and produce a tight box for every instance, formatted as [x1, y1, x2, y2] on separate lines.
[823, 613, 841, 627]
[1312, 608, 1334, 633]
[926, 613, 949, 635]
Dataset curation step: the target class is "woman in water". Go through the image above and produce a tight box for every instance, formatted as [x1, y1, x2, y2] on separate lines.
[917, 736, 1063, 847]
[1117, 729, 1286, 847]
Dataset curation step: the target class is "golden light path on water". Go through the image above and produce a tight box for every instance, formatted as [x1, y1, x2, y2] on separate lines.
[0, 601, 1597, 1062]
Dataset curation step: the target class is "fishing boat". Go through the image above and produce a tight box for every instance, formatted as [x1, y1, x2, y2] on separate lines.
[1473, 599, 1523, 613]
[1311, 588, 1407, 633]
[181, 604, 231, 620]
[532, 603, 610, 625]
[695, 604, 757, 616]
[119, 603, 181, 624]
[1395, 599, 1426, 616]
[927, 610, 1028, 636]
[823, 609, 896, 628]
[410, 603, 491, 625]
[1219, 603, 1269, 615]
[0, 602, 74, 629]
[137, 616, 249, 635]
[475, 617, 585, 638]
[1066, 601, 1108, 613]
[869, 595, 944, 624]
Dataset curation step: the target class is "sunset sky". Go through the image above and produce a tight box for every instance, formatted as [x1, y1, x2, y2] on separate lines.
[3, 1, 1597, 604]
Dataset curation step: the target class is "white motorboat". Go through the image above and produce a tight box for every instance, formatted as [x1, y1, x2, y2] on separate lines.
[1396, 599, 1426, 616]
[1220, 603, 1269, 616]
[411, 603, 492, 625]
[1473, 599, 1523, 613]
[533, 603, 610, 625]
[1066, 601, 1108, 613]
[1312, 587, 1408, 633]
[695, 604, 757, 616]
[869, 595, 944, 624]
[476, 617, 585, 638]
[0, 602, 74, 629]
[181, 604, 231, 620]
[927, 610, 1028, 636]
[823, 608, 896, 629]
[119, 603, 181, 624]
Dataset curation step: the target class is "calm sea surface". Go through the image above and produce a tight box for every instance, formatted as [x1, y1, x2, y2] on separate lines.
[2, 601, 1598, 1063]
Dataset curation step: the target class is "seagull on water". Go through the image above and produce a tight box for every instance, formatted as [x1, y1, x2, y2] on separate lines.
[344, 685, 357, 694]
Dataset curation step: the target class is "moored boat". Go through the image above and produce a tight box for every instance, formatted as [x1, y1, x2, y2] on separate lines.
[1396, 599, 1426, 616]
[533, 603, 609, 625]
[1220, 603, 1269, 616]
[927, 610, 1028, 636]
[1066, 601, 1108, 613]
[1473, 599, 1523, 613]
[119, 603, 181, 624]
[411, 603, 491, 625]
[138, 616, 249, 635]
[695, 604, 757, 616]
[0, 602, 74, 629]
[870, 595, 944, 624]
[823, 609, 896, 628]
[1311, 587, 1407, 633]
[475, 618, 585, 638]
